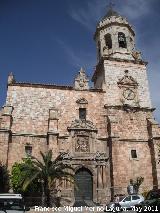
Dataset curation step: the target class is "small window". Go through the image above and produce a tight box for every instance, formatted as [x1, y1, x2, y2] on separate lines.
[132, 195, 140, 200]
[25, 146, 32, 157]
[105, 34, 112, 49]
[79, 108, 86, 120]
[131, 150, 137, 159]
[118, 32, 127, 48]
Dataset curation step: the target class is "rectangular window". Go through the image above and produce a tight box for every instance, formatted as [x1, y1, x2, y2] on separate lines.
[131, 150, 137, 159]
[79, 108, 86, 120]
[132, 195, 140, 200]
[25, 146, 32, 157]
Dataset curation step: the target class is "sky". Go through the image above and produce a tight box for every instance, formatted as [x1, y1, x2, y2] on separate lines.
[0, 0, 160, 122]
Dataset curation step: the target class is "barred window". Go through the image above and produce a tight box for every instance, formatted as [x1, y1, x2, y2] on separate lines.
[25, 146, 32, 157]
[131, 150, 137, 159]
[79, 108, 86, 120]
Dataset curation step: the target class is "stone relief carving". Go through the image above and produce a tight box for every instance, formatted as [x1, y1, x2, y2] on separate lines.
[68, 119, 97, 132]
[95, 151, 105, 158]
[118, 70, 139, 107]
[132, 51, 142, 62]
[74, 68, 89, 90]
[60, 151, 72, 159]
[76, 98, 88, 105]
[75, 136, 89, 152]
[117, 70, 138, 87]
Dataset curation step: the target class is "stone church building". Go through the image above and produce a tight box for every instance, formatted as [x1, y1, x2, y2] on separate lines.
[0, 8, 160, 205]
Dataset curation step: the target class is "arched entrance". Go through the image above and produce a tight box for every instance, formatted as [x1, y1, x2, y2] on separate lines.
[74, 167, 93, 202]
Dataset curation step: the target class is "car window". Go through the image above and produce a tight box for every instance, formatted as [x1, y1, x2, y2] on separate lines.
[132, 195, 140, 200]
[123, 196, 131, 202]
[0, 199, 24, 211]
[119, 196, 125, 202]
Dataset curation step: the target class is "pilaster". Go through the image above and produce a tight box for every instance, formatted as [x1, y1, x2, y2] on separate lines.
[147, 118, 160, 188]
[47, 108, 59, 159]
[0, 105, 13, 165]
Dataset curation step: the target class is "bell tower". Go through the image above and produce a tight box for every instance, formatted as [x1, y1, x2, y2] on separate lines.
[91, 6, 160, 197]
[92, 7, 152, 109]
[94, 8, 137, 62]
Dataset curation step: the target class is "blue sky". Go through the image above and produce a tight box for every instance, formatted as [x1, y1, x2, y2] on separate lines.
[0, 0, 160, 122]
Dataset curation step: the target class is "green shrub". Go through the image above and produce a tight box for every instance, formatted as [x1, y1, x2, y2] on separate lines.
[11, 158, 41, 195]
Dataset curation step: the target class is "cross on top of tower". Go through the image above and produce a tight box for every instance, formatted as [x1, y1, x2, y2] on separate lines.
[103, 0, 119, 19]
[108, 0, 115, 10]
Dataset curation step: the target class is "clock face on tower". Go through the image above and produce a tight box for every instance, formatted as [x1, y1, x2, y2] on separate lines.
[123, 88, 135, 100]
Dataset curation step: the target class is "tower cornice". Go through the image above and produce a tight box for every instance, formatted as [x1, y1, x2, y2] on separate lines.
[94, 21, 135, 40]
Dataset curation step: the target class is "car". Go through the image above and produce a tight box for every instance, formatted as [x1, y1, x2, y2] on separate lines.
[135, 189, 160, 212]
[119, 194, 144, 209]
[0, 194, 30, 213]
[105, 194, 144, 212]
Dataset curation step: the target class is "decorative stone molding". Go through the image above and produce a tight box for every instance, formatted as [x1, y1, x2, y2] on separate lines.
[76, 98, 88, 105]
[49, 107, 59, 120]
[107, 115, 118, 123]
[132, 51, 142, 62]
[104, 105, 155, 112]
[74, 68, 89, 90]
[2, 105, 13, 116]
[117, 70, 138, 87]
[60, 151, 72, 160]
[94, 152, 109, 163]
[68, 119, 97, 132]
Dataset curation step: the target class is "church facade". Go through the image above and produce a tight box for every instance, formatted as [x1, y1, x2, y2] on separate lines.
[0, 9, 160, 205]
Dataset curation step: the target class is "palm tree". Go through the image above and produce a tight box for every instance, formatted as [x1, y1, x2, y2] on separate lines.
[21, 150, 74, 207]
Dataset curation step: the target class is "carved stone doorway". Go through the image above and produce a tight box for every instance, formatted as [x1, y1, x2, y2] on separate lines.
[74, 167, 93, 202]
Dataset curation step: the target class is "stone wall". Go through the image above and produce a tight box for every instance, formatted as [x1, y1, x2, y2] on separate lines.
[107, 107, 155, 195]
[6, 85, 106, 137]
[103, 60, 152, 108]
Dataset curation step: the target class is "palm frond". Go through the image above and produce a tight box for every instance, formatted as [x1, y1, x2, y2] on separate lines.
[22, 171, 41, 191]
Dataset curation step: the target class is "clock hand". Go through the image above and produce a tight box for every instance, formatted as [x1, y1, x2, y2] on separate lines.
[127, 90, 133, 99]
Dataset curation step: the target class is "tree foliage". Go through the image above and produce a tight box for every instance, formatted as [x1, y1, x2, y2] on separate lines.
[11, 158, 41, 195]
[0, 162, 10, 193]
[11, 150, 74, 207]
